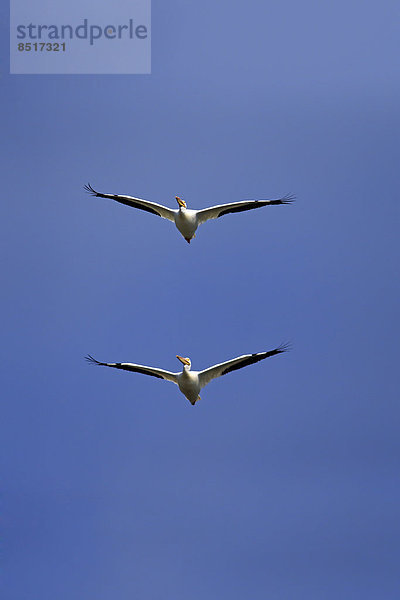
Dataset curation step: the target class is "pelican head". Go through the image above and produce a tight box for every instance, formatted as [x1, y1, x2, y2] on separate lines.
[176, 196, 187, 209]
[177, 355, 191, 369]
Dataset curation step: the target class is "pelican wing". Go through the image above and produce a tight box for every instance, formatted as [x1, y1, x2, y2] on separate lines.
[198, 344, 290, 388]
[84, 184, 176, 222]
[196, 195, 294, 225]
[86, 354, 179, 384]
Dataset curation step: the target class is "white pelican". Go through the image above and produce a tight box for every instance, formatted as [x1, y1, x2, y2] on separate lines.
[85, 344, 289, 405]
[84, 184, 294, 244]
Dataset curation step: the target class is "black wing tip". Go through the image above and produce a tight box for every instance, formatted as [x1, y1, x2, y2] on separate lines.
[280, 193, 296, 204]
[84, 183, 98, 196]
[275, 342, 292, 353]
[241, 194, 295, 205]
[252, 343, 291, 359]
[85, 354, 103, 365]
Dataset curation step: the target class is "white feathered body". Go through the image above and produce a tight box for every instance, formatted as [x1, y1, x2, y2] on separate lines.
[174, 208, 198, 241]
[177, 367, 201, 405]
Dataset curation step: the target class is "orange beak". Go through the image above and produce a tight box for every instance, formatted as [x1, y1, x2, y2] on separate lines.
[176, 355, 190, 366]
[176, 196, 187, 208]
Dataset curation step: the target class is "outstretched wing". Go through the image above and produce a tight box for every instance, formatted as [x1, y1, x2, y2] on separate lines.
[196, 194, 294, 225]
[85, 354, 179, 384]
[198, 343, 290, 388]
[84, 184, 176, 222]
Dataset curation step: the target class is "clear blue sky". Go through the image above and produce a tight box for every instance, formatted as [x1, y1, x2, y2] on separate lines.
[1, 1, 400, 598]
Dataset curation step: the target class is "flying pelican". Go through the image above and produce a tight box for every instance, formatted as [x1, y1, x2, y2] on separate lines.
[84, 184, 294, 244]
[85, 344, 289, 405]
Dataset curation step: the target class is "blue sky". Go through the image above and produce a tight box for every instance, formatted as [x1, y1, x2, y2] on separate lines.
[1, 1, 400, 598]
